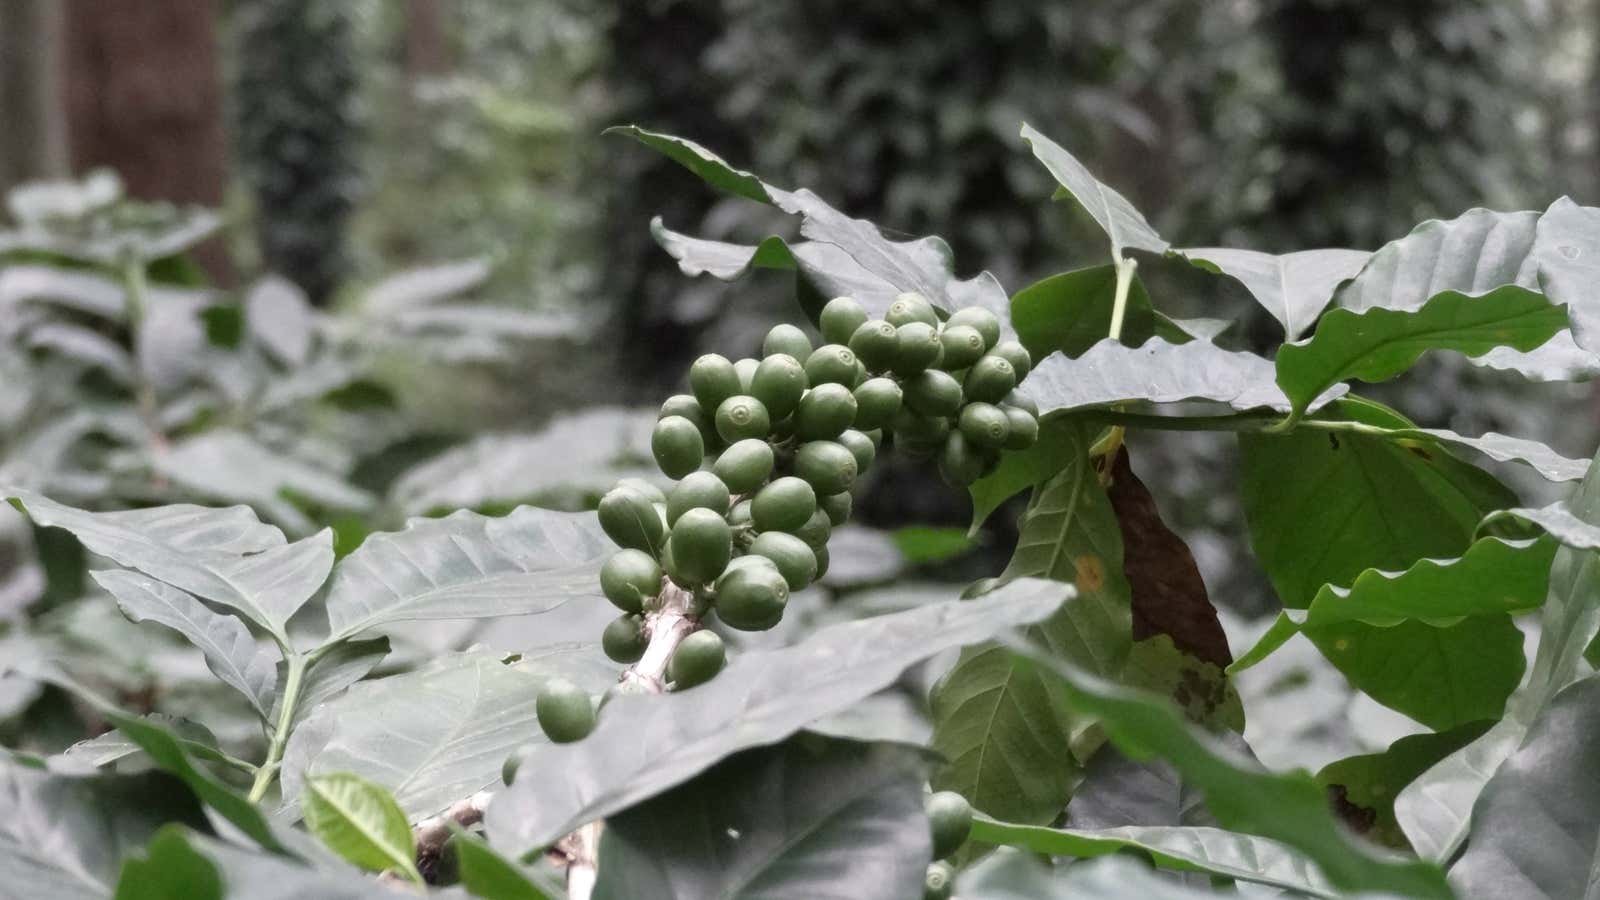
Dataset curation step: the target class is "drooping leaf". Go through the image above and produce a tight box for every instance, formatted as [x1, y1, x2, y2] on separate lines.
[1119, 637, 1244, 733]
[302, 773, 421, 883]
[1396, 445, 1600, 861]
[1316, 723, 1492, 850]
[137, 828, 412, 900]
[1021, 338, 1345, 416]
[592, 737, 930, 900]
[607, 126, 778, 204]
[450, 831, 562, 900]
[92, 570, 278, 719]
[320, 505, 612, 642]
[114, 826, 224, 900]
[1275, 285, 1567, 415]
[50, 714, 219, 774]
[1532, 197, 1600, 359]
[1005, 641, 1453, 899]
[1177, 247, 1371, 339]
[485, 579, 1069, 853]
[280, 650, 544, 822]
[1018, 123, 1169, 257]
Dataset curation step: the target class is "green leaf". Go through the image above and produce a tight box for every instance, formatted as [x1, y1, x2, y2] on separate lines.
[271, 636, 390, 733]
[451, 831, 562, 900]
[1120, 637, 1244, 733]
[1178, 247, 1371, 340]
[931, 435, 1130, 828]
[970, 816, 1335, 897]
[154, 431, 377, 528]
[1018, 123, 1169, 257]
[321, 505, 612, 641]
[965, 417, 1082, 536]
[1396, 445, 1600, 861]
[649, 217, 798, 279]
[1334, 208, 1540, 313]
[1408, 428, 1588, 483]
[1022, 339, 1344, 416]
[485, 578, 1070, 853]
[114, 826, 224, 900]
[281, 650, 546, 821]
[593, 737, 930, 900]
[888, 526, 973, 564]
[1316, 723, 1491, 850]
[92, 570, 278, 719]
[605, 125, 776, 204]
[302, 772, 421, 883]
[1450, 674, 1600, 899]
[1275, 285, 1568, 415]
[1532, 197, 1600, 359]
[1004, 641, 1453, 899]
[960, 853, 1340, 900]
[1009, 264, 1173, 360]
[145, 828, 412, 899]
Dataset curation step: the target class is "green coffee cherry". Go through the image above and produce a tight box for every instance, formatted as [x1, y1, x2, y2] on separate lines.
[748, 530, 819, 591]
[794, 382, 858, 441]
[763, 323, 813, 361]
[886, 291, 939, 327]
[926, 791, 974, 859]
[689, 353, 742, 414]
[652, 416, 705, 480]
[804, 344, 861, 387]
[716, 395, 771, 444]
[938, 431, 988, 487]
[963, 355, 1018, 404]
[905, 369, 965, 418]
[714, 558, 789, 631]
[892, 322, 943, 375]
[728, 498, 753, 527]
[923, 862, 954, 900]
[795, 440, 857, 496]
[848, 319, 900, 372]
[598, 487, 666, 555]
[1003, 406, 1040, 450]
[794, 508, 832, 549]
[502, 746, 532, 786]
[820, 296, 869, 345]
[836, 428, 877, 473]
[892, 407, 952, 445]
[612, 477, 666, 504]
[946, 307, 1001, 349]
[814, 544, 831, 579]
[752, 476, 817, 533]
[819, 491, 852, 526]
[536, 679, 595, 743]
[1000, 389, 1037, 416]
[600, 549, 661, 613]
[751, 354, 807, 419]
[733, 357, 760, 393]
[659, 393, 704, 425]
[602, 613, 649, 663]
[666, 471, 731, 524]
[668, 629, 725, 689]
[852, 377, 903, 430]
[990, 340, 1033, 380]
[667, 508, 732, 586]
[938, 324, 988, 371]
[713, 439, 775, 495]
[958, 402, 1011, 449]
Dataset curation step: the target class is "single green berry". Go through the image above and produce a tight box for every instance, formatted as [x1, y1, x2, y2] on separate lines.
[1003, 406, 1040, 450]
[891, 407, 952, 445]
[666, 471, 731, 525]
[905, 369, 965, 418]
[668, 630, 725, 689]
[946, 307, 1001, 349]
[713, 440, 775, 495]
[1000, 388, 1037, 416]
[667, 508, 732, 586]
[990, 340, 1033, 380]
[502, 746, 532, 786]
[794, 382, 858, 441]
[688, 353, 742, 414]
[852, 377, 903, 430]
[886, 291, 939, 327]
[892, 321, 944, 375]
[958, 402, 1011, 449]
[938, 431, 990, 487]
[748, 530, 819, 591]
[804, 344, 861, 387]
[714, 558, 789, 631]
[819, 491, 852, 526]
[923, 862, 954, 900]
[820, 296, 869, 345]
[600, 549, 661, 613]
[598, 487, 666, 555]
[836, 428, 877, 473]
[728, 498, 754, 527]
[963, 355, 1018, 404]
[652, 416, 705, 480]
[794, 507, 832, 549]
[612, 476, 666, 504]
[659, 393, 704, 424]
[937, 324, 987, 371]
[536, 679, 595, 743]
[715, 395, 771, 444]
[733, 357, 760, 393]
[926, 791, 974, 859]
[601, 613, 649, 663]
[848, 319, 900, 372]
[794, 440, 857, 496]
[763, 323, 813, 361]
[751, 476, 817, 533]
[750, 353, 807, 419]
[814, 544, 831, 579]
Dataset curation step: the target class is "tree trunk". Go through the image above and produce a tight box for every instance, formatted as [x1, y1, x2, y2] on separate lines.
[404, 0, 451, 78]
[0, 0, 68, 198]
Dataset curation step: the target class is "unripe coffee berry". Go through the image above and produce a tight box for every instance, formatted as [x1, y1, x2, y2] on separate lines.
[652, 416, 705, 480]
[715, 395, 771, 443]
[804, 344, 861, 387]
[689, 353, 742, 413]
[819, 296, 869, 346]
[762, 323, 813, 361]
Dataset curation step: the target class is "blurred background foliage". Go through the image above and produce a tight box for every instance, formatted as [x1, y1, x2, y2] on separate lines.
[3, 0, 1599, 675]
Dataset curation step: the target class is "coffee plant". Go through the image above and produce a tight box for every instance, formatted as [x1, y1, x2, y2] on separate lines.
[5, 121, 1600, 899]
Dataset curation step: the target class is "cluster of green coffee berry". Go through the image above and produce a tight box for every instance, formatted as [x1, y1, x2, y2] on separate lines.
[923, 790, 973, 899]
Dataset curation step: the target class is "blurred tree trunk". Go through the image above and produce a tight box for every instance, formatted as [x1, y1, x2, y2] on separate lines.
[0, 0, 69, 199]
[405, 0, 452, 78]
